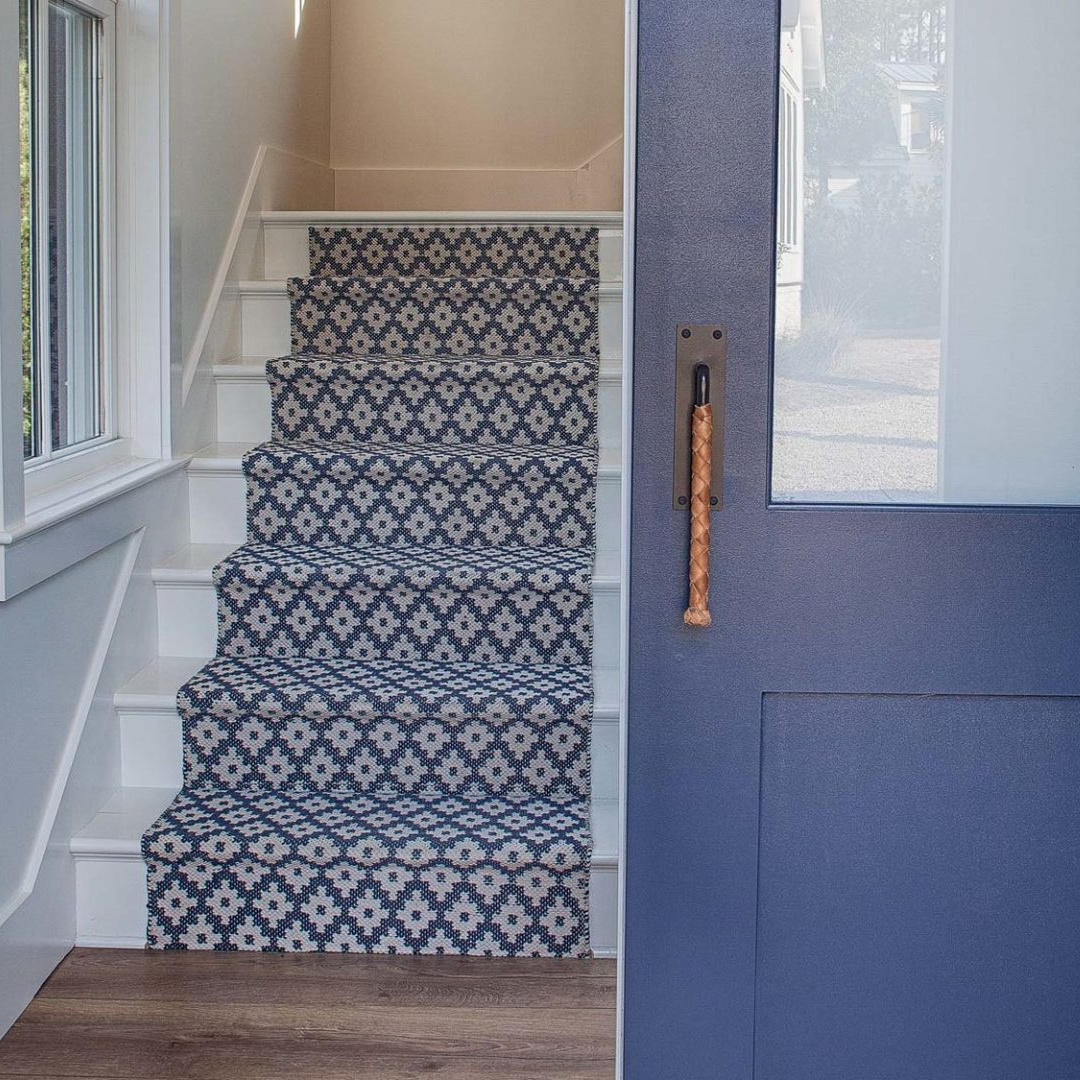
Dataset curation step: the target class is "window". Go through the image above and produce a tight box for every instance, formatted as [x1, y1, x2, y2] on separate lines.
[20, 0, 113, 466]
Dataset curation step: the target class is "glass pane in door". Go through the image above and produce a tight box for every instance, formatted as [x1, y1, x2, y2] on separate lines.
[771, 0, 1080, 506]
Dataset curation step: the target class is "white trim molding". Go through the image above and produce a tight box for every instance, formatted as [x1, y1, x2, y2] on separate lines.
[0, 0, 172, 542]
[616, 0, 638, 1075]
[179, 144, 335, 404]
[0, 528, 142, 930]
[0, 0, 27, 532]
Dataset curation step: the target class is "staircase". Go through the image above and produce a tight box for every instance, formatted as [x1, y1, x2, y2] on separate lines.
[71, 213, 622, 956]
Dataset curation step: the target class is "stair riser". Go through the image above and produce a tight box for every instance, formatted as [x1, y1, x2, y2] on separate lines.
[290, 278, 599, 361]
[264, 223, 624, 284]
[184, 720, 588, 800]
[216, 368, 622, 448]
[73, 856, 617, 957]
[190, 467, 621, 553]
[145, 860, 590, 956]
[155, 579, 620, 671]
[245, 456, 596, 551]
[242, 288, 623, 362]
[308, 225, 602, 280]
[268, 359, 599, 449]
[119, 707, 620, 801]
[217, 579, 592, 667]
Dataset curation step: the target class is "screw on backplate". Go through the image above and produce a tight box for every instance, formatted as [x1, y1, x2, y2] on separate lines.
[681, 328, 692, 339]
[710, 497, 719, 506]
[678, 496, 688, 505]
[712, 329, 723, 340]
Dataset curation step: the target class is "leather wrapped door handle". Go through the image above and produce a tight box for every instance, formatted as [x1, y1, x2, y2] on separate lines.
[684, 364, 713, 628]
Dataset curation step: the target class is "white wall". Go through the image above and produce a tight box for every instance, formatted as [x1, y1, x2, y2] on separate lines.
[170, 0, 334, 453]
[940, 0, 1080, 502]
[0, 471, 188, 1034]
[328, 0, 624, 210]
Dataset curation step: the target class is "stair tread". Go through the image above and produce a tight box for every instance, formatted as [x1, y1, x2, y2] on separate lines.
[215, 540, 593, 593]
[308, 224, 600, 279]
[288, 274, 600, 362]
[266, 355, 598, 448]
[179, 656, 592, 798]
[213, 355, 623, 379]
[242, 279, 622, 296]
[289, 274, 600, 293]
[115, 653, 621, 716]
[245, 437, 598, 473]
[144, 788, 591, 871]
[182, 655, 592, 722]
[75, 786, 618, 862]
[189, 439, 621, 474]
[260, 211, 623, 225]
[243, 439, 598, 550]
[154, 543, 619, 583]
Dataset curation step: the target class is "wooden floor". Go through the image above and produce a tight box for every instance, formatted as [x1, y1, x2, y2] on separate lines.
[0, 949, 616, 1079]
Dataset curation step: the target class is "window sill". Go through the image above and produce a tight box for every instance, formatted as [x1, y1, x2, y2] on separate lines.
[0, 453, 188, 601]
[16, 453, 187, 541]
[24, 438, 135, 502]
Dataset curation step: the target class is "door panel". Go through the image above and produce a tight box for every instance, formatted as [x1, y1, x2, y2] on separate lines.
[625, 1, 1080, 1076]
[626, 2, 778, 1075]
[757, 694, 1080, 1080]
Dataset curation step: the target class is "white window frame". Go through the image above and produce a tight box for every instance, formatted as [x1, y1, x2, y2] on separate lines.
[22, 0, 123, 498]
[0, 0, 171, 549]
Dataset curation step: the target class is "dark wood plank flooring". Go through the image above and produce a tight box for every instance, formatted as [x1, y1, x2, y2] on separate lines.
[0, 949, 616, 1079]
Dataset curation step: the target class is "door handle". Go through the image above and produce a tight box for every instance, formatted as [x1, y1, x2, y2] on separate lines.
[684, 365, 713, 627]
[673, 324, 726, 628]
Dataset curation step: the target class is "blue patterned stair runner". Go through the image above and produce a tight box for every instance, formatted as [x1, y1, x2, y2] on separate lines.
[144, 225, 599, 955]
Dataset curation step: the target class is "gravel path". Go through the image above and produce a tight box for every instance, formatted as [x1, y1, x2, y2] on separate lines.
[772, 336, 940, 503]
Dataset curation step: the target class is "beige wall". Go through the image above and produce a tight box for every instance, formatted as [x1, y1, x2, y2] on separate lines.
[328, 0, 624, 209]
[170, 0, 334, 389]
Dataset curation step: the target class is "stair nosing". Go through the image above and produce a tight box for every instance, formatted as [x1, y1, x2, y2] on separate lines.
[71, 787, 619, 866]
[240, 278, 623, 299]
[153, 555, 619, 593]
[115, 656, 621, 719]
[260, 210, 624, 228]
[213, 356, 623, 383]
[187, 442, 621, 480]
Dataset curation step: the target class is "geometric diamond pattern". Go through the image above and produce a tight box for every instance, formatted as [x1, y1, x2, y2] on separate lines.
[144, 224, 600, 956]
[309, 225, 599, 279]
[180, 657, 592, 799]
[269, 355, 599, 447]
[289, 276, 599, 360]
[244, 439, 597, 550]
[214, 542, 593, 666]
[144, 788, 591, 955]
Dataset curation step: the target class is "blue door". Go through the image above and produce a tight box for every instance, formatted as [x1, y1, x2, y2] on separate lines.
[624, 1, 1080, 1076]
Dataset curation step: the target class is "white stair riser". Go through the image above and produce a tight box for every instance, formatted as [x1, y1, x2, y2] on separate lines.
[240, 287, 624, 364]
[189, 465, 622, 554]
[119, 707, 619, 801]
[73, 856, 618, 957]
[215, 370, 623, 449]
[155, 575, 620, 669]
[74, 857, 155, 950]
[263, 224, 625, 284]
